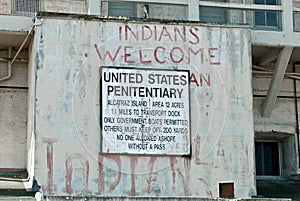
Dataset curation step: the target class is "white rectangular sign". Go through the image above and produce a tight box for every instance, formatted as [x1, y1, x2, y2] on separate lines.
[100, 67, 191, 155]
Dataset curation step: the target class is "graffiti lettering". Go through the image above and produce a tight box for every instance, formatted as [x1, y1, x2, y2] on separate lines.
[120, 25, 200, 44]
[42, 139, 217, 197]
[65, 153, 89, 194]
[95, 44, 220, 66]
[42, 138, 57, 194]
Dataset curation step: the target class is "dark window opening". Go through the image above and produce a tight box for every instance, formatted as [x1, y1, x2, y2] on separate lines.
[255, 141, 280, 176]
[108, 2, 136, 18]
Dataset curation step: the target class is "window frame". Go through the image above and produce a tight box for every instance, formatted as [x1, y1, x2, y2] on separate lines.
[108, 2, 137, 18]
[254, 0, 281, 31]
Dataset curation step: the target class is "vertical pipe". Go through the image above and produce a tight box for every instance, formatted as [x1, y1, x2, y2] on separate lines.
[293, 63, 300, 169]
[243, 0, 247, 24]
[8, 46, 12, 77]
[0, 46, 12, 82]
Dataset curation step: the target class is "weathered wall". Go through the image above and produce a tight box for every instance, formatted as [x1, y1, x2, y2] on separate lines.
[148, 4, 187, 20]
[43, 0, 87, 14]
[252, 65, 300, 134]
[32, 17, 255, 198]
[42, 197, 292, 201]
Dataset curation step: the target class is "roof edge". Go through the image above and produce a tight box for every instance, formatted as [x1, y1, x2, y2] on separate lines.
[36, 11, 250, 29]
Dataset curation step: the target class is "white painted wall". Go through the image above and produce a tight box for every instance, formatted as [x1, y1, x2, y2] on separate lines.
[32, 17, 255, 198]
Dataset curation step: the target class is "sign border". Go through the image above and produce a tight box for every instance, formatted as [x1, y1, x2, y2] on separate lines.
[99, 66, 191, 157]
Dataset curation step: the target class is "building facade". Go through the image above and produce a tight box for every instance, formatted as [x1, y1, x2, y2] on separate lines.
[0, 0, 300, 200]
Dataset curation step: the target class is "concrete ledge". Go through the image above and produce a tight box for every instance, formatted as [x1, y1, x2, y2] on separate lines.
[0, 15, 33, 33]
[0, 197, 34, 201]
[41, 196, 292, 201]
[251, 30, 300, 47]
[0, 180, 26, 190]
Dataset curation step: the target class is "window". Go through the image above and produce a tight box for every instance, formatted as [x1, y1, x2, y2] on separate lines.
[108, 2, 136, 17]
[14, 0, 40, 12]
[255, 142, 280, 176]
[254, 0, 281, 30]
[200, 0, 228, 24]
[12, 0, 40, 15]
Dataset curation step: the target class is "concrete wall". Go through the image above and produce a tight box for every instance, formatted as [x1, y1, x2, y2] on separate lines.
[32, 16, 255, 198]
[42, 197, 292, 201]
[0, 47, 28, 169]
[252, 64, 300, 134]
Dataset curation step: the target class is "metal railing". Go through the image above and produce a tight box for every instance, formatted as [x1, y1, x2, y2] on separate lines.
[1, 0, 88, 16]
[11, 0, 41, 16]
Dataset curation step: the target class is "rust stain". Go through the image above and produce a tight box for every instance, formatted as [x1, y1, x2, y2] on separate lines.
[194, 135, 209, 165]
[146, 156, 157, 193]
[65, 153, 89, 194]
[198, 178, 213, 197]
[215, 142, 226, 168]
[169, 157, 177, 191]
[183, 157, 191, 196]
[128, 156, 139, 196]
[169, 157, 191, 195]
[195, 135, 201, 164]
[42, 138, 57, 194]
[65, 156, 73, 194]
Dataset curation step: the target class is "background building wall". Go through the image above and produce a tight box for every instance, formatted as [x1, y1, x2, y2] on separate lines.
[0, 0, 11, 14]
[252, 64, 300, 176]
[147, 4, 187, 20]
[252, 64, 300, 133]
[43, 0, 88, 14]
[294, 0, 300, 8]
[0, 47, 28, 169]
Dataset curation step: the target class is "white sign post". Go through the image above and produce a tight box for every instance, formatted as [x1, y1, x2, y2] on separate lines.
[100, 67, 190, 155]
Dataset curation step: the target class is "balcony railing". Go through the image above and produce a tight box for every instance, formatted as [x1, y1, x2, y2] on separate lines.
[11, 0, 41, 16]
[0, 0, 88, 16]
